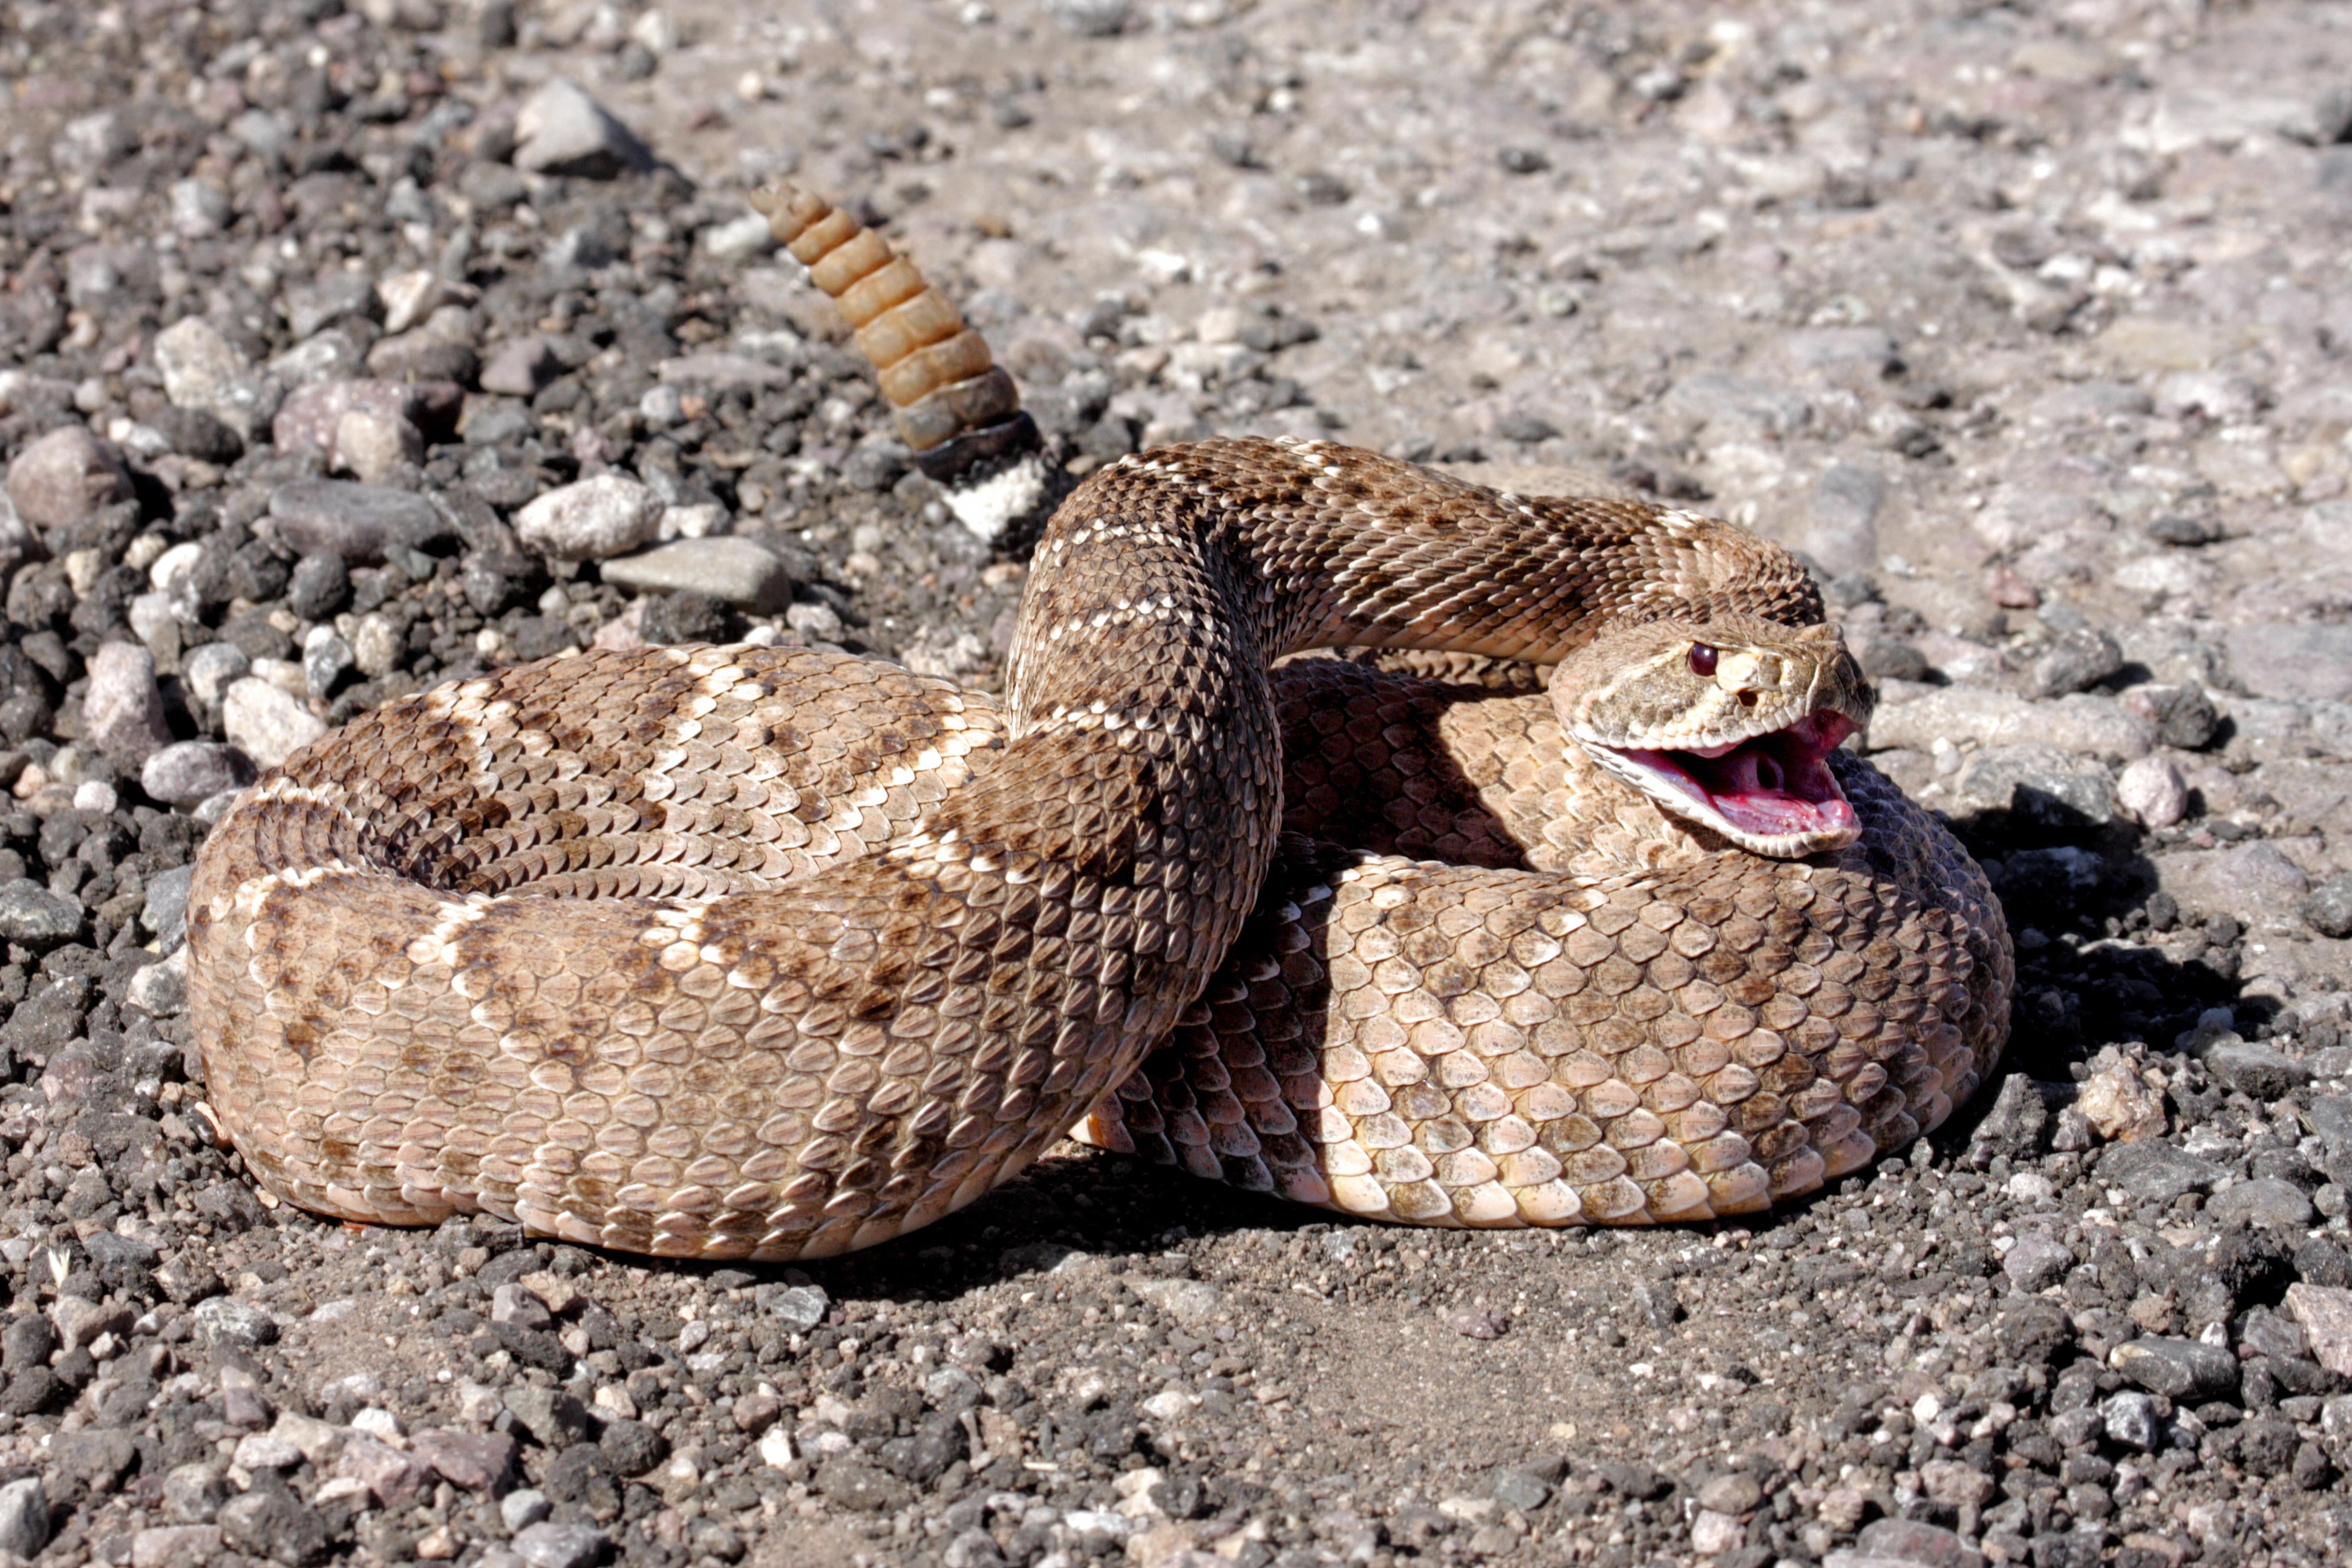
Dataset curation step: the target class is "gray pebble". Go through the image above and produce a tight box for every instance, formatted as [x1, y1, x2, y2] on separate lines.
[83, 641, 171, 765]
[191, 1297, 278, 1350]
[218, 1486, 330, 1567]
[143, 864, 195, 951]
[512, 1521, 608, 1568]
[514, 475, 666, 561]
[2099, 1141, 2224, 1206]
[269, 480, 447, 566]
[2112, 1337, 2239, 1402]
[1048, 0, 1132, 36]
[2206, 1178, 2316, 1230]
[142, 742, 253, 809]
[0, 880, 85, 947]
[762, 1282, 829, 1333]
[2303, 873, 2352, 940]
[601, 538, 796, 612]
[2027, 626, 2124, 697]
[0, 1476, 45, 1561]
[2206, 1040, 2312, 1101]
[500, 1488, 552, 1534]
[512, 77, 651, 178]
[2002, 1235, 2074, 1293]
[502, 1386, 590, 1449]
[4, 425, 132, 534]
[2102, 1390, 2161, 1451]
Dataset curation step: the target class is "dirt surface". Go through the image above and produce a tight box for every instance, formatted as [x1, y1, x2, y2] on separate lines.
[0, 2, 2350, 1567]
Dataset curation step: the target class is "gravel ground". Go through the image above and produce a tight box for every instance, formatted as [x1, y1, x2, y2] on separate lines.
[0, 2, 2350, 1566]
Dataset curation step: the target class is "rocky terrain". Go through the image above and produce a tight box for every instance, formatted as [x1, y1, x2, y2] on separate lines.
[0, 1, 2348, 1566]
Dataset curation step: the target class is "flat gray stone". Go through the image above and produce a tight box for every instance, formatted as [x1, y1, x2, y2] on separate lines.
[2002, 1235, 2074, 1293]
[515, 474, 665, 561]
[1867, 688, 2152, 762]
[513, 78, 650, 178]
[2111, 1336, 2238, 1401]
[2098, 1140, 2223, 1206]
[601, 538, 795, 612]
[153, 317, 281, 440]
[269, 480, 449, 566]
[5, 424, 131, 532]
[83, 641, 171, 765]
[512, 1521, 606, 1568]
[2206, 1177, 2316, 1230]
[0, 880, 85, 947]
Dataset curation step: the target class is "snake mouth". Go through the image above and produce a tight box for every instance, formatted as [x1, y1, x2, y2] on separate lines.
[1595, 710, 1861, 856]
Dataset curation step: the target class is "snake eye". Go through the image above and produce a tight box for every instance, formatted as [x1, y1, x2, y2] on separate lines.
[1688, 642, 1718, 678]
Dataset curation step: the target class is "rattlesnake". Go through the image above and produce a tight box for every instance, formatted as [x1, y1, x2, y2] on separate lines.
[185, 183, 2010, 1258]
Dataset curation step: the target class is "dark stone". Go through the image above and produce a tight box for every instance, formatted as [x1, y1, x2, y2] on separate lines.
[83, 1230, 158, 1296]
[2305, 874, 2352, 939]
[541, 1443, 619, 1518]
[2, 1311, 56, 1371]
[0, 880, 86, 947]
[501, 1385, 589, 1448]
[493, 1319, 573, 1373]
[1994, 1299, 2075, 1367]
[638, 590, 734, 647]
[2112, 1338, 2239, 1401]
[2027, 627, 2124, 698]
[596, 1419, 668, 1478]
[0, 1367, 59, 1416]
[2099, 1142, 2223, 1207]
[2238, 1415, 2299, 1476]
[51, 1428, 138, 1494]
[218, 1485, 333, 1567]
[2206, 1040, 2311, 1101]
[268, 480, 451, 566]
[283, 554, 351, 621]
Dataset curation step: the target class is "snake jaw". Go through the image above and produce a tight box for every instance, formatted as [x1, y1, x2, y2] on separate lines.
[1583, 708, 1863, 857]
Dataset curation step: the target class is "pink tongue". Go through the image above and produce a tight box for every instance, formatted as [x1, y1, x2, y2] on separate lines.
[1709, 785, 1857, 838]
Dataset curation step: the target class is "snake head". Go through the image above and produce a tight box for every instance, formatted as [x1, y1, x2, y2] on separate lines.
[1548, 615, 1875, 858]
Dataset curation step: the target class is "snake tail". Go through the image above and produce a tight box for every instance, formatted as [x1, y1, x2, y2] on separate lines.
[749, 179, 1051, 540]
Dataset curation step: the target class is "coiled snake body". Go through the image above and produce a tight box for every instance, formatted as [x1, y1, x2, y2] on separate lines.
[188, 438, 2010, 1258]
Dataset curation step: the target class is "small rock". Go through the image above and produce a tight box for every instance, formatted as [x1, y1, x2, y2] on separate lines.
[284, 554, 351, 621]
[234, 1432, 304, 1471]
[5, 425, 131, 532]
[1918, 1457, 1994, 1508]
[512, 1523, 607, 1568]
[762, 1283, 829, 1332]
[1048, 0, 1132, 36]
[513, 78, 652, 178]
[152, 317, 280, 440]
[500, 1489, 551, 1534]
[816, 1456, 913, 1513]
[332, 408, 423, 484]
[601, 538, 795, 612]
[2076, 1051, 2165, 1143]
[2115, 756, 2188, 829]
[2118, 683, 2219, 750]
[2028, 626, 2124, 697]
[596, 1419, 669, 1478]
[2099, 1140, 2224, 1206]
[2283, 1283, 2352, 1376]
[2112, 1337, 2239, 1401]
[2002, 1235, 2074, 1293]
[2102, 1390, 2161, 1451]
[1953, 744, 2115, 826]
[1694, 1473, 1760, 1515]
[83, 641, 171, 764]
[2207, 1177, 2316, 1230]
[1126, 1276, 1222, 1328]
[302, 626, 355, 699]
[1446, 1307, 1508, 1339]
[1967, 1073, 2048, 1163]
[410, 1429, 517, 1493]
[1689, 1508, 1744, 1556]
[2302, 873, 2352, 939]
[2206, 1040, 2312, 1101]
[223, 679, 327, 771]
[182, 641, 252, 710]
[191, 1296, 278, 1350]
[480, 338, 565, 397]
[131, 1525, 223, 1568]
[142, 866, 195, 952]
[337, 1434, 434, 1508]
[0, 879, 86, 946]
[0, 1476, 45, 1560]
[218, 1487, 330, 1567]
[514, 474, 665, 561]
[162, 1464, 231, 1524]
[269, 479, 448, 566]
[503, 1385, 591, 1449]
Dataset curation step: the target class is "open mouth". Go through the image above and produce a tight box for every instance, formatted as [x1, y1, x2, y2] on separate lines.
[1601, 710, 1861, 850]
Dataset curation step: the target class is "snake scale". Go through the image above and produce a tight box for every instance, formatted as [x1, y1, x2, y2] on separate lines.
[186, 183, 2011, 1260]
